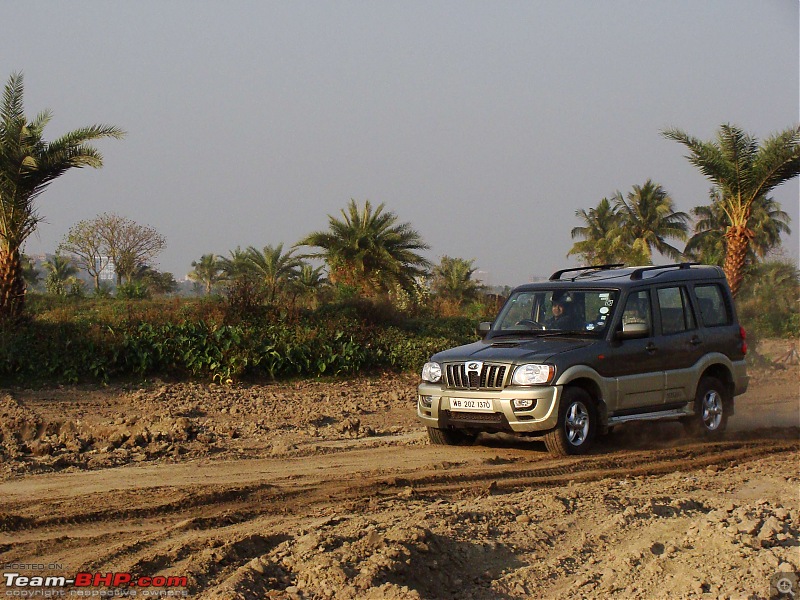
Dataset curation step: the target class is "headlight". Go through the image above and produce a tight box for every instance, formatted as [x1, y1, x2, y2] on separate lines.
[512, 364, 555, 385]
[421, 362, 442, 383]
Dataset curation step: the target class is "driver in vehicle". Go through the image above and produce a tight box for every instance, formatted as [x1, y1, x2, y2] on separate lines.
[545, 297, 582, 330]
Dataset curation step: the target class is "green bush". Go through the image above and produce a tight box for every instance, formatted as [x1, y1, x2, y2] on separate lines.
[94, 283, 113, 298]
[117, 281, 151, 300]
[0, 296, 480, 384]
[0, 320, 117, 383]
[737, 259, 799, 339]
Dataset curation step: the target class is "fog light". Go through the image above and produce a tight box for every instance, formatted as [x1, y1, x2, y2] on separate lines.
[512, 398, 536, 410]
[420, 395, 433, 408]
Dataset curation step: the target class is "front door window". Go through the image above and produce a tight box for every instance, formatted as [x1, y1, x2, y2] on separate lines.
[621, 290, 652, 334]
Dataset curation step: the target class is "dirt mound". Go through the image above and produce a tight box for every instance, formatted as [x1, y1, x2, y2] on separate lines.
[0, 374, 421, 478]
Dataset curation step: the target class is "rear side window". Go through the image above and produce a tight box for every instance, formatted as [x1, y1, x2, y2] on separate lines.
[657, 286, 696, 335]
[694, 284, 731, 327]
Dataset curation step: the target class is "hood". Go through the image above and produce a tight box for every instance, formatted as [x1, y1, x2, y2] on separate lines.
[431, 336, 595, 364]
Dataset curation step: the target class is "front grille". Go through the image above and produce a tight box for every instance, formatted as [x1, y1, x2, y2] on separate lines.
[445, 410, 504, 423]
[445, 363, 508, 390]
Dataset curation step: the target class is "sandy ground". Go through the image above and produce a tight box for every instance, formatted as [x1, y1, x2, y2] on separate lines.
[0, 339, 798, 600]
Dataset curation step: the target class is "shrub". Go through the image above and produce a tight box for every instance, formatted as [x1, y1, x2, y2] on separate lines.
[738, 260, 800, 339]
[117, 281, 151, 300]
[2, 295, 480, 384]
[94, 282, 113, 298]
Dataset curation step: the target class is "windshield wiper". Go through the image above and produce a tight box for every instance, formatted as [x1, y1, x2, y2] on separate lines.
[490, 329, 553, 338]
[538, 330, 592, 337]
[493, 329, 580, 337]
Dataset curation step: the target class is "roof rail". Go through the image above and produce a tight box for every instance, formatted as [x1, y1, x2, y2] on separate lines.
[630, 262, 700, 280]
[549, 263, 625, 281]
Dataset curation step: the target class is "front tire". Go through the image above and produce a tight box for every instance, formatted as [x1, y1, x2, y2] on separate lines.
[544, 387, 597, 456]
[683, 376, 729, 438]
[427, 427, 477, 446]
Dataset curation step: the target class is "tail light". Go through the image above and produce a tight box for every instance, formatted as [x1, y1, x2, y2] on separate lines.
[739, 326, 747, 355]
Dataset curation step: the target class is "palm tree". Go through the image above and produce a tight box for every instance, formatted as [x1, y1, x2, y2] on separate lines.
[431, 256, 485, 305]
[21, 253, 41, 291]
[297, 199, 430, 296]
[245, 243, 303, 302]
[747, 198, 791, 259]
[567, 198, 625, 265]
[662, 124, 800, 296]
[685, 190, 791, 266]
[188, 254, 224, 295]
[613, 180, 689, 265]
[289, 264, 329, 308]
[43, 253, 79, 296]
[0, 72, 124, 318]
[295, 264, 328, 294]
[684, 201, 727, 266]
[218, 247, 252, 282]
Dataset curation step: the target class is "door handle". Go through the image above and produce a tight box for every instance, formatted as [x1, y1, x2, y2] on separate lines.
[690, 337, 702, 346]
[645, 342, 657, 354]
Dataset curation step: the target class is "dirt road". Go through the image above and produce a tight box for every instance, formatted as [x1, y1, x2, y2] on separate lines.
[1, 346, 798, 599]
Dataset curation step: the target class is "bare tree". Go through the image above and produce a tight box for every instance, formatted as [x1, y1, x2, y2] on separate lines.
[61, 213, 166, 286]
[97, 213, 166, 284]
[59, 219, 111, 292]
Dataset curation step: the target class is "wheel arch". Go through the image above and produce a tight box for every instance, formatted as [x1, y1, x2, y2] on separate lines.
[562, 376, 609, 431]
[698, 363, 735, 413]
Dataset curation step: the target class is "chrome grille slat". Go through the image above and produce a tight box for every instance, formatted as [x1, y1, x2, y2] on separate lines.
[445, 363, 508, 390]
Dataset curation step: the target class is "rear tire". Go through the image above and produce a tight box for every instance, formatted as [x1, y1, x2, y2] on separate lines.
[427, 427, 476, 446]
[544, 387, 597, 456]
[683, 376, 729, 438]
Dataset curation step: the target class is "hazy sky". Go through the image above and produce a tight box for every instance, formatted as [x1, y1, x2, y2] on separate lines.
[2, 1, 798, 286]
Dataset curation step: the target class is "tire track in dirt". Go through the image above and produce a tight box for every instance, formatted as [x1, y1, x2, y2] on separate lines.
[379, 437, 800, 497]
[4, 430, 795, 538]
[1, 429, 797, 598]
[0, 481, 280, 532]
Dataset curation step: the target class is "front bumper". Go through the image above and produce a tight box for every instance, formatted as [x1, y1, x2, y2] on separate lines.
[417, 382, 562, 433]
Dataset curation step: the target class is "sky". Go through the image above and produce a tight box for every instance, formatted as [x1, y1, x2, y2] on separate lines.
[2, 0, 798, 286]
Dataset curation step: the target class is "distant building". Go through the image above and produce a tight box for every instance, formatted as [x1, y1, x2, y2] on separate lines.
[98, 257, 116, 281]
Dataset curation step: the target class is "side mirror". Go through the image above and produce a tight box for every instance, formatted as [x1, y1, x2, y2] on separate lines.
[617, 322, 649, 339]
[477, 322, 492, 337]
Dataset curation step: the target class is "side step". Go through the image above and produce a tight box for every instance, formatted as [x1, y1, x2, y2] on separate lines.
[608, 408, 689, 426]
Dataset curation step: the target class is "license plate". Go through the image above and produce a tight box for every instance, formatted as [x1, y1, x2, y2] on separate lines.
[450, 398, 493, 412]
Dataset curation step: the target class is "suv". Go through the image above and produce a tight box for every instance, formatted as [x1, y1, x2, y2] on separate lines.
[417, 263, 749, 456]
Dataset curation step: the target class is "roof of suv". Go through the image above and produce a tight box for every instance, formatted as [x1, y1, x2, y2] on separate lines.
[513, 263, 727, 293]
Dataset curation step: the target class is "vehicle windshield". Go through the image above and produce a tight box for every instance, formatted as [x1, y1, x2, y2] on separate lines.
[493, 288, 619, 336]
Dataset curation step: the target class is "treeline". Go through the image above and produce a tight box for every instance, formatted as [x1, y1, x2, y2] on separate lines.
[2, 72, 798, 385]
[4, 253, 795, 386]
[568, 125, 800, 299]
